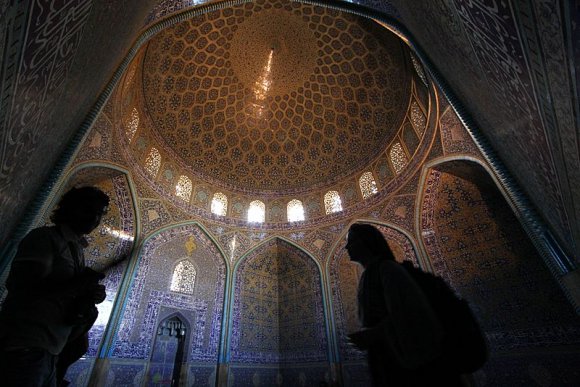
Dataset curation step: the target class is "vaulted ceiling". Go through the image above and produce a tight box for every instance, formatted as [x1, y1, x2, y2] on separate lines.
[139, 2, 411, 193]
[0, 0, 578, 261]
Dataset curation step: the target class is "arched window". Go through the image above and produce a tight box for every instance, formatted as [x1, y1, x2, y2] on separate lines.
[175, 175, 192, 202]
[211, 192, 228, 216]
[410, 53, 428, 87]
[410, 101, 426, 136]
[170, 260, 196, 294]
[145, 147, 161, 177]
[389, 142, 409, 174]
[324, 191, 343, 214]
[248, 200, 265, 223]
[126, 107, 139, 142]
[287, 199, 305, 222]
[359, 172, 378, 199]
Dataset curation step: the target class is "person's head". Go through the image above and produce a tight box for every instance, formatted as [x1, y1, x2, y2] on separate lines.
[50, 186, 110, 235]
[345, 223, 396, 266]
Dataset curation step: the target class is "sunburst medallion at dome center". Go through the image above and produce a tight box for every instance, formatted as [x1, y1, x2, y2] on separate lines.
[229, 9, 318, 97]
[141, 0, 411, 192]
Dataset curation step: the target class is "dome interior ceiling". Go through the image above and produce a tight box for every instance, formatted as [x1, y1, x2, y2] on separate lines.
[141, 0, 412, 193]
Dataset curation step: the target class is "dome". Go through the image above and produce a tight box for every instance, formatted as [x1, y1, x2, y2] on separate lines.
[137, 0, 413, 195]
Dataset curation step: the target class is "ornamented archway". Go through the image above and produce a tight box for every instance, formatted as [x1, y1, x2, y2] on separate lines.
[229, 237, 329, 386]
[108, 222, 226, 386]
[419, 160, 580, 386]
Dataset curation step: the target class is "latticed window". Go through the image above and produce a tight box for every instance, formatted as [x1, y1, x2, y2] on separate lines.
[170, 260, 196, 294]
[410, 53, 428, 87]
[175, 175, 192, 202]
[410, 101, 426, 136]
[359, 172, 378, 199]
[324, 191, 343, 214]
[247, 200, 265, 223]
[211, 192, 228, 216]
[389, 142, 409, 174]
[145, 147, 161, 177]
[126, 108, 139, 142]
[287, 199, 305, 222]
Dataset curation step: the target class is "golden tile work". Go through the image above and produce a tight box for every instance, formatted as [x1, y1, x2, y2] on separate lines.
[140, 0, 411, 192]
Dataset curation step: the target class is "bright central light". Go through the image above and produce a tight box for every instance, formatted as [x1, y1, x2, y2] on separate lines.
[251, 49, 274, 117]
[254, 49, 274, 101]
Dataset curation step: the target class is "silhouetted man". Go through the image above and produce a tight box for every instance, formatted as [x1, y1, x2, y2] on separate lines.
[345, 223, 464, 387]
[0, 186, 109, 387]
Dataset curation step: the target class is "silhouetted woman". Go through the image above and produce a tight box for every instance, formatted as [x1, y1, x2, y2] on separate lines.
[346, 223, 465, 387]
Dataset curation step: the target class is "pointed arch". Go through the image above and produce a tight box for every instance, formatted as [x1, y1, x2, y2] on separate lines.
[228, 237, 330, 366]
[415, 155, 508, 274]
[415, 157, 580, 370]
[149, 312, 190, 387]
[110, 222, 228, 362]
[325, 220, 422, 366]
[37, 162, 140, 359]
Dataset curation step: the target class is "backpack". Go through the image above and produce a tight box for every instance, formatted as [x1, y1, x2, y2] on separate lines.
[401, 261, 488, 373]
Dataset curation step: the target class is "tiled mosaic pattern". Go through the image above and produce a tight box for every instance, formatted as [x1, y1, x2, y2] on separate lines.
[107, 361, 146, 386]
[387, 0, 577, 255]
[74, 113, 113, 163]
[4, 2, 577, 385]
[230, 363, 332, 387]
[119, 45, 432, 227]
[146, 0, 211, 24]
[439, 106, 480, 156]
[111, 223, 226, 364]
[380, 194, 416, 233]
[420, 162, 580, 383]
[230, 239, 328, 365]
[141, 0, 410, 192]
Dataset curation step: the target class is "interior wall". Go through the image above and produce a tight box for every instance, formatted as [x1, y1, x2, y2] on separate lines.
[0, 0, 159, 250]
[105, 224, 226, 386]
[389, 0, 580, 257]
[420, 161, 580, 386]
[229, 238, 329, 386]
[3, 3, 577, 384]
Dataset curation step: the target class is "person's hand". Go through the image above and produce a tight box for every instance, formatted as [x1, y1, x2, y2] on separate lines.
[347, 330, 370, 351]
[88, 284, 106, 304]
